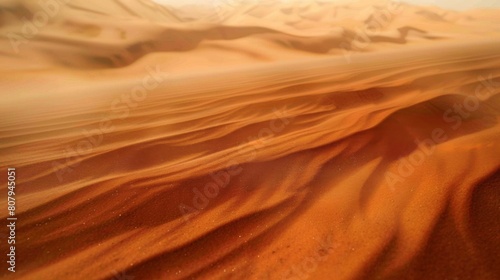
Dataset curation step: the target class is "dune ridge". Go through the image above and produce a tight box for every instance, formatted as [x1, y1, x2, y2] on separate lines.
[0, 0, 499, 279]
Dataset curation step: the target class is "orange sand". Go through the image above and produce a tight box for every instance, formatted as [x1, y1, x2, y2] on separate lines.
[0, 0, 499, 279]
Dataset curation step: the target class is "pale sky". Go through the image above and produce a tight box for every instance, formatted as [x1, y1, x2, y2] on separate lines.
[153, 0, 500, 11]
[402, 0, 500, 10]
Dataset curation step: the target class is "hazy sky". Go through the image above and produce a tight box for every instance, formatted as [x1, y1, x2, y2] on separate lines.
[153, 0, 500, 11]
[402, 0, 500, 10]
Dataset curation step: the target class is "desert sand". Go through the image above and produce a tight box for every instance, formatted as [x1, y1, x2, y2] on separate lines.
[0, 0, 499, 279]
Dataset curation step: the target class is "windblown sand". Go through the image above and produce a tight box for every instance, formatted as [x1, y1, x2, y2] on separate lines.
[0, 0, 499, 279]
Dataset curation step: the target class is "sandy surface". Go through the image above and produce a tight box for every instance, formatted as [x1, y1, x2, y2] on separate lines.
[0, 0, 499, 279]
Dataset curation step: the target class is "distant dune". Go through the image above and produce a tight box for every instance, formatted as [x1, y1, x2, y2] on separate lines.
[0, 0, 499, 279]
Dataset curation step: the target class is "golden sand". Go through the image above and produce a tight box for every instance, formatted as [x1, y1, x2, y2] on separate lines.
[0, 0, 499, 279]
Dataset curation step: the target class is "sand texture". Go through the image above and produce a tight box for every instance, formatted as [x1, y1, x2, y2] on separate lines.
[0, 0, 499, 279]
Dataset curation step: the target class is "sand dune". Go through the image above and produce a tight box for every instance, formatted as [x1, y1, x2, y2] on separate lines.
[0, 0, 499, 279]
